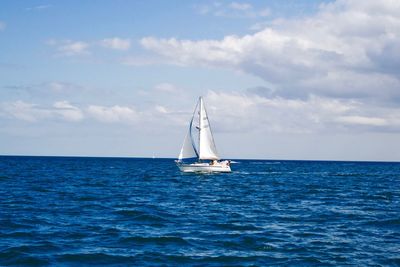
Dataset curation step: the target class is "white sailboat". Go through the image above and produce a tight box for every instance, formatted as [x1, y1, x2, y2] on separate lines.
[176, 97, 231, 172]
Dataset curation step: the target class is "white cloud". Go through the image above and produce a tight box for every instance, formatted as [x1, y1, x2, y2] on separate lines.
[100, 37, 131, 50]
[48, 82, 65, 92]
[53, 101, 84, 121]
[1, 101, 138, 124]
[47, 81, 84, 93]
[140, 36, 242, 67]
[87, 105, 137, 123]
[1, 100, 83, 122]
[2, 87, 400, 136]
[249, 21, 271, 31]
[1, 82, 89, 104]
[336, 116, 387, 127]
[120, 55, 166, 66]
[57, 41, 90, 56]
[196, 2, 270, 18]
[229, 2, 252, 11]
[48, 37, 132, 56]
[155, 105, 168, 114]
[1, 101, 50, 122]
[142, 0, 400, 103]
[204, 91, 400, 133]
[26, 5, 51, 11]
[154, 83, 182, 94]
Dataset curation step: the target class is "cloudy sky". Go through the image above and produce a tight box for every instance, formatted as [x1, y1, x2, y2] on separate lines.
[1, 0, 400, 161]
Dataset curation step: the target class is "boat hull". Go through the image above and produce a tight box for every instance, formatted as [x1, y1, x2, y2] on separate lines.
[177, 162, 231, 173]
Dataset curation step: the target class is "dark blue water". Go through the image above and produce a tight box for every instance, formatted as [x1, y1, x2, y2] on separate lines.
[0, 156, 399, 266]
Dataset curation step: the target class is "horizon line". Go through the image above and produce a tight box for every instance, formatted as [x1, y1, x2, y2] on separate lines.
[1, 154, 399, 164]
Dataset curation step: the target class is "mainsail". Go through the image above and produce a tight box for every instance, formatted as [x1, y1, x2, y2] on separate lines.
[198, 97, 219, 160]
[178, 97, 219, 161]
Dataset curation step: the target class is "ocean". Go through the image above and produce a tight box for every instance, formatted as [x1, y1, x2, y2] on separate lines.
[0, 156, 399, 266]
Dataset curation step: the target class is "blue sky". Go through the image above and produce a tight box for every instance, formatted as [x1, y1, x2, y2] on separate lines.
[1, 0, 400, 161]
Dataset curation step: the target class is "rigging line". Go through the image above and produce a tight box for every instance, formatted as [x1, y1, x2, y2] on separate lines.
[189, 97, 200, 158]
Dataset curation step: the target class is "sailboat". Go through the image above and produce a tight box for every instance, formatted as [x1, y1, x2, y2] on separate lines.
[176, 97, 231, 172]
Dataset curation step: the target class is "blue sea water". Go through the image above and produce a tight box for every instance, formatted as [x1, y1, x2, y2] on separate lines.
[0, 156, 399, 266]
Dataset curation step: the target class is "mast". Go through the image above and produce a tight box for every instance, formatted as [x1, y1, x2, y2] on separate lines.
[198, 97, 202, 161]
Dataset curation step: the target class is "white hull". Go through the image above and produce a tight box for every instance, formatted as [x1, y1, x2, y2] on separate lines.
[177, 97, 231, 172]
[177, 162, 231, 173]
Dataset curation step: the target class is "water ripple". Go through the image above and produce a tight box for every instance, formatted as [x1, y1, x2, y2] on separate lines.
[0, 156, 399, 266]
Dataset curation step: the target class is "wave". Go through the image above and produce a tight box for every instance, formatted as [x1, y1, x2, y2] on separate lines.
[55, 253, 136, 265]
[120, 235, 190, 246]
[114, 209, 171, 223]
[1, 156, 398, 266]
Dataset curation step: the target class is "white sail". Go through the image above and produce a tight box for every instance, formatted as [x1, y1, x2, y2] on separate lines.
[176, 96, 231, 172]
[178, 105, 199, 161]
[178, 130, 197, 160]
[198, 97, 219, 160]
